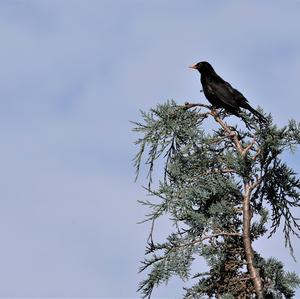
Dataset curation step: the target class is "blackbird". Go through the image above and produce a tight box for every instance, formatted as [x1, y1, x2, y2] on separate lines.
[189, 61, 267, 122]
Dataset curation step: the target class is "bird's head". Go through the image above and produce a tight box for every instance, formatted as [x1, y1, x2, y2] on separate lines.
[189, 61, 215, 74]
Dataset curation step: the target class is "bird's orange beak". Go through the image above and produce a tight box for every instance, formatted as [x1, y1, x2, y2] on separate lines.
[189, 64, 197, 69]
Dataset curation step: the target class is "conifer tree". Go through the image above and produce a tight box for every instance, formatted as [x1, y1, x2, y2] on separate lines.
[133, 101, 300, 298]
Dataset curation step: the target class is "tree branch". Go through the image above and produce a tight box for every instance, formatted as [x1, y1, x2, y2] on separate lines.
[182, 102, 212, 110]
[243, 183, 264, 299]
[210, 110, 244, 154]
[169, 232, 242, 251]
[242, 138, 257, 157]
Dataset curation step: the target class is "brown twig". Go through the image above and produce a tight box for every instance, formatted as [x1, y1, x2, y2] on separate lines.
[252, 148, 261, 161]
[249, 176, 262, 190]
[177, 232, 242, 250]
[183, 102, 212, 110]
[210, 110, 244, 154]
[242, 138, 256, 157]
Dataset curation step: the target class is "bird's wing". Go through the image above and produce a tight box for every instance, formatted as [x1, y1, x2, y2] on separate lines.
[207, 76, 248, 109]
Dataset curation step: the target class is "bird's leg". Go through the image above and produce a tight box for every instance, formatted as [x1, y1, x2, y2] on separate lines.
[218, 108, 230, 120]
[210, 106, 219, 116]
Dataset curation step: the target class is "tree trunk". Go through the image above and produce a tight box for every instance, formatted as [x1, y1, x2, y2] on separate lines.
[243, 183, 264, 298]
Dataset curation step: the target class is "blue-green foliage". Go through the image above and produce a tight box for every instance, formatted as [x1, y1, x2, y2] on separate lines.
[133, 101, 300, 298]
[262, 258, 300, 298]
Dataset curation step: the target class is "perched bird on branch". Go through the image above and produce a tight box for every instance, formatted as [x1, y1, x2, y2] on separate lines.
[189, 61, 267, 122]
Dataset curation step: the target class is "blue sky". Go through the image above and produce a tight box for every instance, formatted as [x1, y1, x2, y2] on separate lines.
[0, 0, 299, 298]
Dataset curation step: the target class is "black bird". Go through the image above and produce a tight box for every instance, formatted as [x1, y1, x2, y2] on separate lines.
[189, 61, 267, 122]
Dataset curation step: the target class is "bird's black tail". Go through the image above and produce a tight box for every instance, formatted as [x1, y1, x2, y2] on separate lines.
[244, 104, 268, 123]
